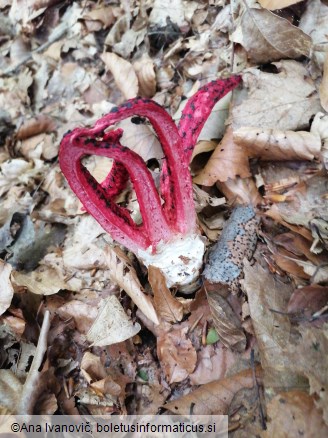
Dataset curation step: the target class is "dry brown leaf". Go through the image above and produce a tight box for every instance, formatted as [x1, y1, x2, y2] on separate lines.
[148, 266, 184, 323]
[258, 0, 303, 10]
[189, 344, 238, 385]
[232, 62, 322, 132]
[133, 54, 156, 98]
[0, 261, 13, 316]
[104, 246, 159, 325]
[16, 115, 56, 140]
[81, 352, 106, 381]
[241, 259, 293, 375]
[206, 291, 246, 352]
[234, 127, 321, 161]
[101, 52, 138, 99]
[263, 390, 328, 437]
[320, 51, 328, 112]
[287, 285, 328, 317]
[217, 177, 263, 206]
[286, 326, 328, 424]
[157, 327, 197, 383]
[87, 296, 141, 346]
[164, 367, 262, 415]
[231, 1, 311, 64]
[193, 127, 250, 185]
[56, 300, 98, 334]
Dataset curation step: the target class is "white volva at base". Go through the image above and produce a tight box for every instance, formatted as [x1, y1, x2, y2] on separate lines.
[137, 233, 206, 291]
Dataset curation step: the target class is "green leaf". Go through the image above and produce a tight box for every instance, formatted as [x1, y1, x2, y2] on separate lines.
[206, 327, 219, 345]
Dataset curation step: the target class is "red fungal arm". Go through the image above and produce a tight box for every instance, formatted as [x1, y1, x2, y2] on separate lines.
[65, 99, 196, 235]
[60, 132, 172, 253]
[178, 76, 242, 163]
[100, 161, 129, 198]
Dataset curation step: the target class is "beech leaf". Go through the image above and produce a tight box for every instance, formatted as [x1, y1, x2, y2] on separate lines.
[164, 367, 263, 415]
[101, 52, 138, 99]
[232, 1, 311, 63]
[148, 266, 184, 323]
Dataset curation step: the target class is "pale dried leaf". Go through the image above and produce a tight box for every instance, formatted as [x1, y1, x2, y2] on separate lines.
[234, 127, 321, 161]
[164, 367, 262, 414]
[101, 52, 138, 99]
[12, 267, 67, 296]
[87, 296, 140, 346]
[232, 62, 322, 131]
[0, 261, 14, 316]
[0, 370, 22, 413]
[263, 390, 328, 438]
[133, 54, 156, 98]
[231, 2, 311, 63]
[118, 119, 163, 162]
[193, 126, 250, 185]
[104, 247, 159, 325]
[299, 0, 328, 68]
[83, 5, 115, 28]
[149, 0, 186, 26]
[311, 112, 328, 170]
[258, 0, 303, 10]
[193, 185, 225, 213]
[319, 51, 328, 112]
[148, 266, 184, 323]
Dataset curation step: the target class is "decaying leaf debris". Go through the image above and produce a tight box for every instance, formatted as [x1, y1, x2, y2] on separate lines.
[0, 0, 328, 435]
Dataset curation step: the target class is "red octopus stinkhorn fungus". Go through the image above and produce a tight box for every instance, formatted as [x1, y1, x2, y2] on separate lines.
[59, 76, 241, 290]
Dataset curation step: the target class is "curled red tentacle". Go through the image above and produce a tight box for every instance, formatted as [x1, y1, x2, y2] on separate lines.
[60, 132, 172, 253]
[178, 76, 242, 163]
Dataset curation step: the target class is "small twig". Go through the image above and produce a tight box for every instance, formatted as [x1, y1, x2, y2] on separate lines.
[250, 349, 266, 430]
[16, 310, 51, 414]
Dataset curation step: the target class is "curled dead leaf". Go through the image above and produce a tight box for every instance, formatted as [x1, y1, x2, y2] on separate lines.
[234, 127, 321, 161]
[193, 126, 250, 185]
[101, 52, 138, 99]
[133, 54, 156, 98]
[232, 3, 311, 63]
[148, 266, 184, 323]
[104, 246, 159, 325]
[164, 367, 262, 415]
